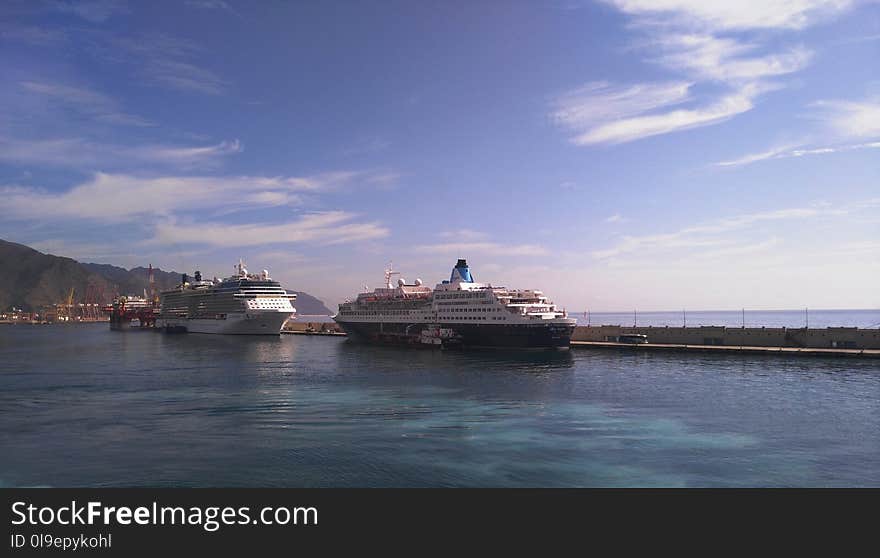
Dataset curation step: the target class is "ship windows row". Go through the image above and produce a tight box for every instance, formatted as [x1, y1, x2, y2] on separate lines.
[435, 292, 490, 300]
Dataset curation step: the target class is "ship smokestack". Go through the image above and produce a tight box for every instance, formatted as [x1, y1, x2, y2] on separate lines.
[450, 259, 474, 283]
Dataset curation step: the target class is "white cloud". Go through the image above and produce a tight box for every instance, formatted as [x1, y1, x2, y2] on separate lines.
[565, 83, 761, 145]
[716, 96, 880, 167]
[0, 136, 241, 169]
[605, 213, 626, 223]
[652, 34, 812, 83]
[813, 97, 880, 138]
[146, 212, 389, 248]
[716, 140, 880, 167]
[1, 171, 396, 222]
[555, 1, 854, 146]
[552, 81, 692, 131]
[603, 0, 855, 31]
[142, 59, 226, 95]
[592, 204, 830, 259]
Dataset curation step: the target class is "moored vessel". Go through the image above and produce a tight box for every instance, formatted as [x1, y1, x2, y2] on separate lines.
[334, 259, 576, 349]
[110, 295, 157, 330]
[156, 261, 296, 334]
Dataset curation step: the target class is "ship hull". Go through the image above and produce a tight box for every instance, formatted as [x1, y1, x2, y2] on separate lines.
[158, 311, 293, 335]
[335, 320, 575, 349]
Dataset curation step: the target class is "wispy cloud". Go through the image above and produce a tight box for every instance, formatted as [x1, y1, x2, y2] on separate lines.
[813, 97, 880, 138]
[185, 0, 236, 12]
[340, 136, 391, 157]
[563, 83, 762, 145]
[95, 32, 226, 95]
[605, 213, 626, 223]
[554, 1, 853, 146]
[552, 81, 692, 135]
[20, 81, 154, 127]
[592, 204, 834, 260]
[602, 0, 855, 31]
[49, 0, 129, 23]
[717, 96, 880, 167]
[147, 212, 389, 248]
[414, 242, 547, 257]
[1, 170, 397, 222]
[141, 58, 227, 95]
[650, 34, 812, 83]
[0, 137, 241, 169]
[716, 140, 880, 167]
[438, 229, 490, 241]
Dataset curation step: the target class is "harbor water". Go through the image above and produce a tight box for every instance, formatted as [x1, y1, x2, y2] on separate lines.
[1, 323, 878, 487]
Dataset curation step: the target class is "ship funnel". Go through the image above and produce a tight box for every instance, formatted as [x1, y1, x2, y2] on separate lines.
[450, 259, 474, 283]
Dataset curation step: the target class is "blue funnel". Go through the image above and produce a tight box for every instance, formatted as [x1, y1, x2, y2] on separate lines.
[450, 259, 474, 283]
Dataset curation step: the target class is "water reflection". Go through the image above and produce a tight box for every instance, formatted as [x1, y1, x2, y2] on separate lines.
[1, 324, 878, 487]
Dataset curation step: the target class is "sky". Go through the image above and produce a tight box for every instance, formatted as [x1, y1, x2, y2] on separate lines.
[1, 0, 878, 311]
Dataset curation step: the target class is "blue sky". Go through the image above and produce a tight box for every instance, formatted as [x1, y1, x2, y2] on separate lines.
[1, 0, 878, 310]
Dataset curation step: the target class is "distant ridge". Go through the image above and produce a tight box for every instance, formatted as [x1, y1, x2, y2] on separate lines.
[287, 290, 333, 316]
[0, 239, 114, 312]
[0, 238, 333, 314]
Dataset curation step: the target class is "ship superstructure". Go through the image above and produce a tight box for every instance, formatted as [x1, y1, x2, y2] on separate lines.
[334, 259, 576, 348]
[157, 261, 296, 334]
[110, 295, 157, 330]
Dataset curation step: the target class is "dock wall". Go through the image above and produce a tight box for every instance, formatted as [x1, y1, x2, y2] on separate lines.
[572, 325, 880, 350]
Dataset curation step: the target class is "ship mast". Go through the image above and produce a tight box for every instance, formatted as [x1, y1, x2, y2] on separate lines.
[384, 262, 400, 288]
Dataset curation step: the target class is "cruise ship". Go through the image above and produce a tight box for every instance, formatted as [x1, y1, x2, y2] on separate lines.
[157, 261, 296, 334]
[334, 259, 577, 349]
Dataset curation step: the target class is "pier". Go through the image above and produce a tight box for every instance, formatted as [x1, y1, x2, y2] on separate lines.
[570, 340, 880, 358]
[572, 325, 880, 350]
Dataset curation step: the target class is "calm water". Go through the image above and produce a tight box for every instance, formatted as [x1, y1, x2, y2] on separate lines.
[1, 323, 878, 487]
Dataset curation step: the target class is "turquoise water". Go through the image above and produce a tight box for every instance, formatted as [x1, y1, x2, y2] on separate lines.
[0, 323, 878, 487]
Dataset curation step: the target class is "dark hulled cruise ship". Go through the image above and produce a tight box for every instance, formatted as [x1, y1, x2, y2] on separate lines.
[334, 260, 576, 349]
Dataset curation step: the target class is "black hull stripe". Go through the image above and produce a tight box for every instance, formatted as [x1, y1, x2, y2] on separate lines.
[335, 321, 574, 349]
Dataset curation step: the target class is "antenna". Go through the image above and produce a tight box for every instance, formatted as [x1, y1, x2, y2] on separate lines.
[384, 260, 400, 288]
[148, 264, 156, 304]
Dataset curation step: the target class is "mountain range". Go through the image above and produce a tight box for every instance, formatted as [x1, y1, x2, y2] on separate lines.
[0, 239, 332, 315]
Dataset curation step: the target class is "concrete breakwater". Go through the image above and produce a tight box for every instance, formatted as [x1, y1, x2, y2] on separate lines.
[573, 325, 880, 350]
[286, 320, 880, 350]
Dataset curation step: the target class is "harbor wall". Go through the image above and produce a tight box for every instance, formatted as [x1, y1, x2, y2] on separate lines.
[572, 325, 880, 349]
[285, 320, 343, 333]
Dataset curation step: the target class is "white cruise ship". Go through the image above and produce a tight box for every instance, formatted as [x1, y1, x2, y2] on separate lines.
[334, 259, 576, 349]
[157, 261, 296, 335]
